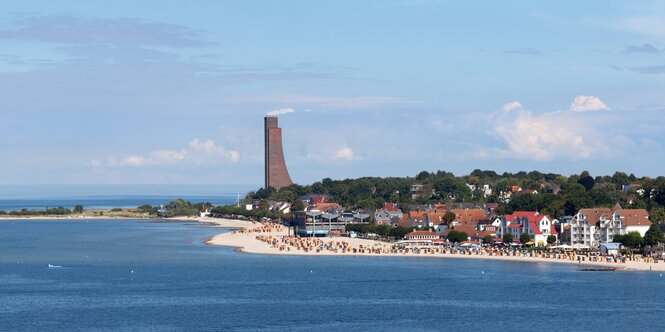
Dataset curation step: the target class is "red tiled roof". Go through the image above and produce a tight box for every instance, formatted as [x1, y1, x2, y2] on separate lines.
[409, 211, 427, 219]
[313, 202, 340, 211]
[615, 209, 650, 226]
[407, 230, 438, 236]
[505, 211, 554, 224]
[427, 212, 445, 224]
[451, 209, 487, 225]
[383, 202, 401, 212]
[443, 225, 477, 237]
[529, 221, 542, 235]
[578, 208, 612, 224]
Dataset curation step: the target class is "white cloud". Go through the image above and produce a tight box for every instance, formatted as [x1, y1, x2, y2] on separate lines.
[119, 155, 146, 167]
[490, 100, 608, 160]
[188, 138, 240, 162]
[150, 149, 188, 163]
[302, 144, 358, 163]
[501, 101, 523, 112]
[97, 138, 238, 167]
[333, 146, 355, 161]
[266, 108, 295, 116]
[570, 95, 609, 112]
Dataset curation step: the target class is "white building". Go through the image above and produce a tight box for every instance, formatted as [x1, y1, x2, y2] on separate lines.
[570, 207, 650, 248]
[570, 208, 611, 248]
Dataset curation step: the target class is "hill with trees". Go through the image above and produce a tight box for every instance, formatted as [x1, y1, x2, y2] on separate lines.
[248, 169, 665, 222]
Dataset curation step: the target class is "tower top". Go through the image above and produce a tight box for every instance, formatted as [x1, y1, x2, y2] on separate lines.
[264, 116, 279, 128]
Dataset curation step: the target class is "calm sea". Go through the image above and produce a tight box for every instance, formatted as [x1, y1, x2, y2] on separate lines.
[1, 219, 664, 331]
[0, 185, 247, 211]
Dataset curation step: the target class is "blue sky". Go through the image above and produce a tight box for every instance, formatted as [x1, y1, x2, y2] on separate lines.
[1, 0, 664, 186]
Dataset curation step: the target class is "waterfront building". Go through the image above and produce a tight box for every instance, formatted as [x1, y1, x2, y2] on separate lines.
[405, 230, 438, 240]
[600, 242, 621, 255]
[598, 208, 651, 242]
[495, 211, 558, 246]
[264, 116, 293, 191]
[569, 207, 650, 248]
[293, 211, 347, 236]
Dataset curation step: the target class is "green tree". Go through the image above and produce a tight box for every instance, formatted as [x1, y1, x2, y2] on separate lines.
[73, 205, 84, 213]
[615, 231, 643, 248]
[503, 233, 514, 243]
[447, 230, 468, 243]
[547, 235, 557, 245]
[442, 211, 456, 224]
[290, 200, 305, 212]
[482, 235, 494, 244]
[390, 226, 414, 239]
[650, 207, 665, 224]
[520, 233, 532, 244]
[578, 171, 595, 191]
[257, 200, 270, 212]
[644, 224, 664, 246]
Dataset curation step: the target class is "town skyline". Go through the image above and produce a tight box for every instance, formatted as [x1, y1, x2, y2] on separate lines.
[1, 0, 664, 185]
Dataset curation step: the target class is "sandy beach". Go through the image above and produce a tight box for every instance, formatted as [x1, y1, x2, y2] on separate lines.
[205, 221, 665, 272]
[4, 215, 663, 272]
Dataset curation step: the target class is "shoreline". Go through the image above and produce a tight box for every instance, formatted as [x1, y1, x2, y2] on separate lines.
[204, 223, 665, 272]
[4, 216, 662, 272]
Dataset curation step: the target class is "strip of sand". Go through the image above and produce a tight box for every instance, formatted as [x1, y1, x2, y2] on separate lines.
[205, 223, 665, 272]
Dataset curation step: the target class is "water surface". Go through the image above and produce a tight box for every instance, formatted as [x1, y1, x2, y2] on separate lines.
[1, 219, 663, 331]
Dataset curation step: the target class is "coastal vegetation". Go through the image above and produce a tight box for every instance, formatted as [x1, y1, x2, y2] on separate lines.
[210, 204, 284, 221]
[0, 206, 73, 216]
[251, 169, 665, 222]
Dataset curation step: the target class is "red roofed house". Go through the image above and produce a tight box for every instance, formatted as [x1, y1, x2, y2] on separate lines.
[408, 210, 428, 228]
[496, 211, 558, 246]
[450, 208, 487, 227]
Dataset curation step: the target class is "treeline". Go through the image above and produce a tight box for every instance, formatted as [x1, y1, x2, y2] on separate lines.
[0, 206, 73, 216]
[149, 199, 214, 217]
[249, 169, 665, 222]
[345, 223, 416, 239]
[210, 204, 284, 221]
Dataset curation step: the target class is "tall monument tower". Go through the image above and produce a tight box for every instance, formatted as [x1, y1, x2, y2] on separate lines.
[264, 116, 293, 190]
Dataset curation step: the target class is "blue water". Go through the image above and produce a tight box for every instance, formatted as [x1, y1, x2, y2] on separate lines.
[0, 185, 246, 211]
[1, 219, 664, 331]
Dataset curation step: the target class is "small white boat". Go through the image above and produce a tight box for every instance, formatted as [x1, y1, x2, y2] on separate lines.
[48, 264, 62, 269]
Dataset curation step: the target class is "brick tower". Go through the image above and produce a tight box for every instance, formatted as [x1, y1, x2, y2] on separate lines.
[264, 116, 293, 190]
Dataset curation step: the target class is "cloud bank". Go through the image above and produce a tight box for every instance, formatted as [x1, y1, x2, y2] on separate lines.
[489, 96, 611, 160]
[94, 138, 238, 168]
